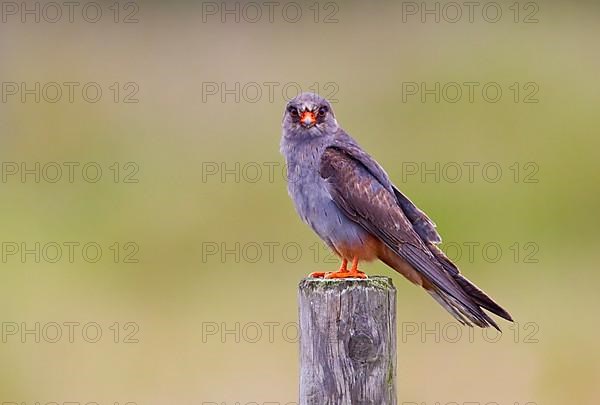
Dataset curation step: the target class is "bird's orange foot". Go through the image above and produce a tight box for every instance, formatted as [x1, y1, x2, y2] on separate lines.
[307, 258, 349, 279]
[324, 270, 367, 279]
[323, 257, 366, 279]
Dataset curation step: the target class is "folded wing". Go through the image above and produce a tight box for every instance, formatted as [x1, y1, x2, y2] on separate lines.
[320, 145, 510, 329]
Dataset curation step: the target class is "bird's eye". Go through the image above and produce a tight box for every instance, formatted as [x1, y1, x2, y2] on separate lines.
[287, 106, 299, 117]
[318, 106, 328, 117]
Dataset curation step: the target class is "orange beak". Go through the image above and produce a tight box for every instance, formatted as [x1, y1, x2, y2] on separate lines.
[300, 111, 316, 127]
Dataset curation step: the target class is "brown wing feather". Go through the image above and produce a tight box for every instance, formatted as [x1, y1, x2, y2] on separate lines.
[320, 146, 502, 329]
[392, 186, 442, 244]
[330, 135, 442, 244]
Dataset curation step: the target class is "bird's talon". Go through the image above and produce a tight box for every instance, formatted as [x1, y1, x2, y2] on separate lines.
[308, 271, 327, 278]
[324, 271, 367, 279]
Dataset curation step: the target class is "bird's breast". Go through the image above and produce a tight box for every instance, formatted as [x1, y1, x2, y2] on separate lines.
[286, 154, 369, 254]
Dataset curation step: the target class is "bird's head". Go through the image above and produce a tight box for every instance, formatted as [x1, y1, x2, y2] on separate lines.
[282, 92, 338, 139]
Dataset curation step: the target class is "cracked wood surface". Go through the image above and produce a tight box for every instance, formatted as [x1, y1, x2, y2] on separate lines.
[299, 276, 397, 405]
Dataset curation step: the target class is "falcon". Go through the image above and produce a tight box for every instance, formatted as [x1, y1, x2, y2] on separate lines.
[280, 92, 512, 329]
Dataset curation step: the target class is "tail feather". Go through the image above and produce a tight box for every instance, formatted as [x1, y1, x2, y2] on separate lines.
[453, 274, 513, 322]
[427, 243, 513, 328]
[428, 286, 501, 331]
[427, 290, 472, 326]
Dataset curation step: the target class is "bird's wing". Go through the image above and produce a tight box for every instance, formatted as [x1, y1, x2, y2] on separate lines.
[330, 137, 441, 244]
[392, 186, 442, 244]
[320, 145, 497, 328]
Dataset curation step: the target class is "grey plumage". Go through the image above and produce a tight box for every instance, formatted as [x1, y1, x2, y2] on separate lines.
[281, 92, 512, 329]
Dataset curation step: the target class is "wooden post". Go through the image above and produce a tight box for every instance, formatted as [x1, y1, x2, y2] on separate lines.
[298, 276, 397, 405]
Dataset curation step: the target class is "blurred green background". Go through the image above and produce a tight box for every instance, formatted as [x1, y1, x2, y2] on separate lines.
[1, 0, 599, 404]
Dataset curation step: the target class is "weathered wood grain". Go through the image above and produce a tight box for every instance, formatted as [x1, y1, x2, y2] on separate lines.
[299, 276, 397, 405]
